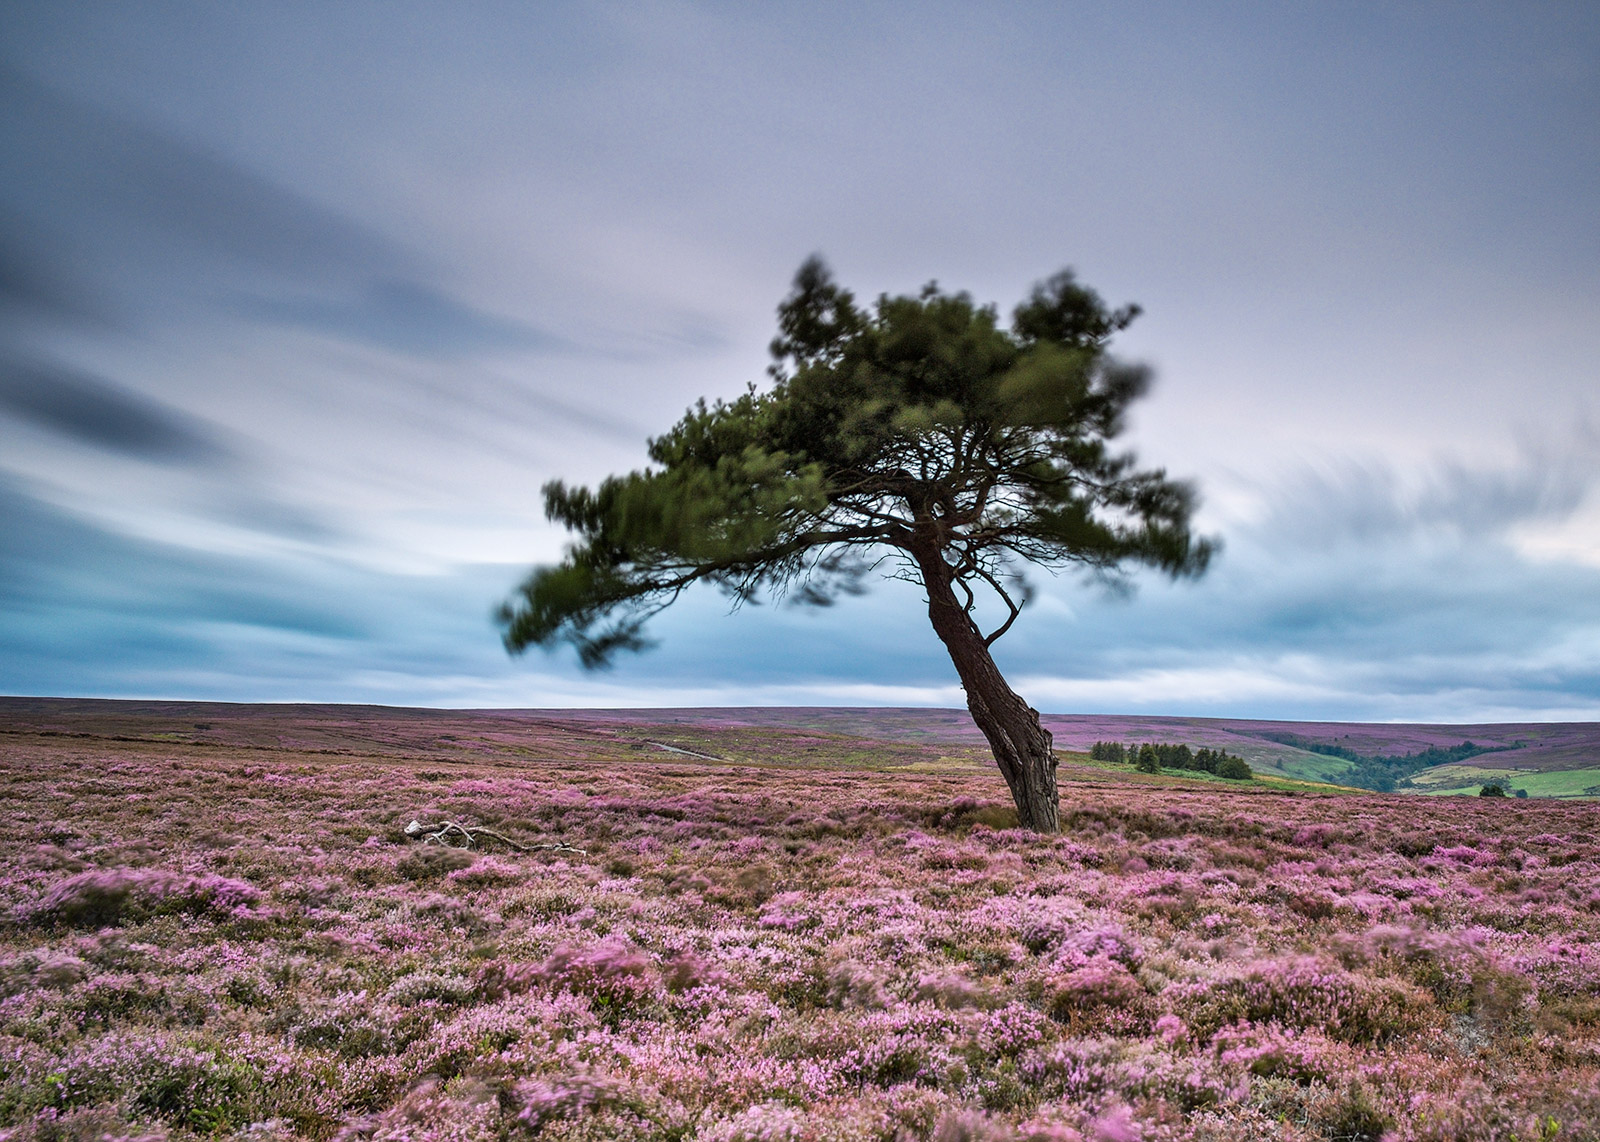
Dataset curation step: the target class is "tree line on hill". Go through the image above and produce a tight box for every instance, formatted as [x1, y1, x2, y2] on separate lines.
[1254, 733, 1513, 792]
[1089, 741, 1253, 780]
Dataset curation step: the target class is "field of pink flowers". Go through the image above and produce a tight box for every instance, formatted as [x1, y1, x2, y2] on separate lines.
[2, 704, 1599, 1141]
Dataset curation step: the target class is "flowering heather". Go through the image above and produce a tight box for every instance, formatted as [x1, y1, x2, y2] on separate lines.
[0, 702, 1598, 1140]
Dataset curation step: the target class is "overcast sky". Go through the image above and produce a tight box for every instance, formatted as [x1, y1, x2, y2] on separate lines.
[2, 2, 1597, 721]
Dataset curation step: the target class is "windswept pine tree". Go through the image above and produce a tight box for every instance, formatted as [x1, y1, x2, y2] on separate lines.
[501, 259, 1214, 831]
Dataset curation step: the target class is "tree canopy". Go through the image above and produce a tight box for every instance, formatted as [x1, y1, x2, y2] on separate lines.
[502, 258, 1214, 831]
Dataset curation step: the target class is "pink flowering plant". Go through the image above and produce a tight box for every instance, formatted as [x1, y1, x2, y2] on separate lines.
[0, 702, 1598, 1140]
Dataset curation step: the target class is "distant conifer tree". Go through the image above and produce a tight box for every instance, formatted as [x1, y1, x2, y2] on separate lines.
[1216, 755, 1253, 780]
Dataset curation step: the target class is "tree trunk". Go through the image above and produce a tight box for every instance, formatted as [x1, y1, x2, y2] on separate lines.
[911, 543, 1060, 833]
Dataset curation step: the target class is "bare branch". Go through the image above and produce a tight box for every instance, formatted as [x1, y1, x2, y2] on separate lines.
[404, 819, 587, 855]
[974, 565, 1024, 647]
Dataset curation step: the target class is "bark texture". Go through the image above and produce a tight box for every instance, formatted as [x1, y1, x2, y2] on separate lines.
[913, 544, 1060, 833]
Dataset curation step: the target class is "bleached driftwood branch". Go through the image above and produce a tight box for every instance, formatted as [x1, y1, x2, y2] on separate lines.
[403, 819, 586, 854]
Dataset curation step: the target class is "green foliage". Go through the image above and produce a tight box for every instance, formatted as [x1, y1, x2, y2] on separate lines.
[1479, 782, 1508, 798]
[1258, 733, 1511, 793]
[1316, 1083, 1391, 1142]
[502, 258, 1213, 665]
[1216, 755, 1253, 780]
[1112, 741, 1251, 780]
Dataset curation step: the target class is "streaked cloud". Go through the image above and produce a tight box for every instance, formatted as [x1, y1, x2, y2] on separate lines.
[0, 361, 230, 465]
[241, 281, 568, 359]
[0, 5, 1595, 719]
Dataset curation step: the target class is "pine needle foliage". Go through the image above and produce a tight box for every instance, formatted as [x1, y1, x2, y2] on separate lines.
[502, 257, 1211, 666]
[501, 258, 1216, 830]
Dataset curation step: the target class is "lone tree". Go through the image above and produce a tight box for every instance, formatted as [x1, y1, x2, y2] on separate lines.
[501, 259, 1213, 832]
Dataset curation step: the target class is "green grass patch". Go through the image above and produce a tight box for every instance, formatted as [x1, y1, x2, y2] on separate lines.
[1413, 765, 1600, 798]
[1055, 751, 1357, 795]
[1265, 752, 1361, 784]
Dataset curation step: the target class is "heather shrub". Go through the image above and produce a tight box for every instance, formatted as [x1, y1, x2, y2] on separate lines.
[931, 1108, 1020, 1142]
[403, 893, 493, 934]
[26, 869, 261, 928]
[385, 971, 474, 1007]
[1173, 957, 1434, 1043]
[533, 940, 657, 1010]
[660, 949, 732, 994]
[395, 846, 475, 882]
[1210, 1022, 1344, 1084]
[914, 969, 992, 1010]
[332, 1076, 501, 1142]
[696, 1101, 807, 1142]
[277, 990, 396, 1056]
[978, 1003, 1054, 1057]
[5, 710, 1599, 1141]
[1308, 1082, 1389, 1142]
[32, 1033, 262, 1133]
[823, 959, 892, 1010]
[1043, 962, 1149, 1030]
[508, 1067, 623, 1133]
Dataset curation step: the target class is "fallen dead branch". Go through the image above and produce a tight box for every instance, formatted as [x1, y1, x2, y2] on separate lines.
[403, 819, 586, 854]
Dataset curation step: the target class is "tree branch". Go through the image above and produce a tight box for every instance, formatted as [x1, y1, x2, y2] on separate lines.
[975, 564, 1024, 647]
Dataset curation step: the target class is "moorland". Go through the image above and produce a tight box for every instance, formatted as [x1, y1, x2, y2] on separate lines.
[1, 699, 1597, 1141]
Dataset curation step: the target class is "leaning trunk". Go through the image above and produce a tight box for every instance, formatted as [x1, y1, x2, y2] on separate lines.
[911, 544, 1060, 833]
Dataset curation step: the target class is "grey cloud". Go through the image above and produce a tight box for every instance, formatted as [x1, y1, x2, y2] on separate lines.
[0, 67, 410, 292]
[1250, 444, 1595, 551]
[241, 280, 568, 358]
[0, 473, 524, 701]
[925, 444, 1600, 718]
[0, 360, 231, 465]
[205, 493, 343, 545]
[0, 69, 591, 389]
[0, 474, 357, 639]
[0, 228, 108, 327]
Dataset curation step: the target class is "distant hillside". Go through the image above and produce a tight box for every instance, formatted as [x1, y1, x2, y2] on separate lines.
[3, 698, 1596, 797]
[529, 706, 1600, 796]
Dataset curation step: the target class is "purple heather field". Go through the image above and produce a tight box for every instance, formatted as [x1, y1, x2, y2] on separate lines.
[2, 700, 1599, 1141]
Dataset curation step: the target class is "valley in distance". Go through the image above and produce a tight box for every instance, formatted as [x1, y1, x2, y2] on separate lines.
[5, 697, 1598, 799]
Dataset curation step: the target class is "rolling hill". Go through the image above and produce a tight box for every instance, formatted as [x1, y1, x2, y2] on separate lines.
[3, 698, 1595, 797]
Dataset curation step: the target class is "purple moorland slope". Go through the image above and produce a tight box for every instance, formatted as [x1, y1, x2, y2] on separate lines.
[524, 706, 1600, 777]
[1, 698, 1598, 1140]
